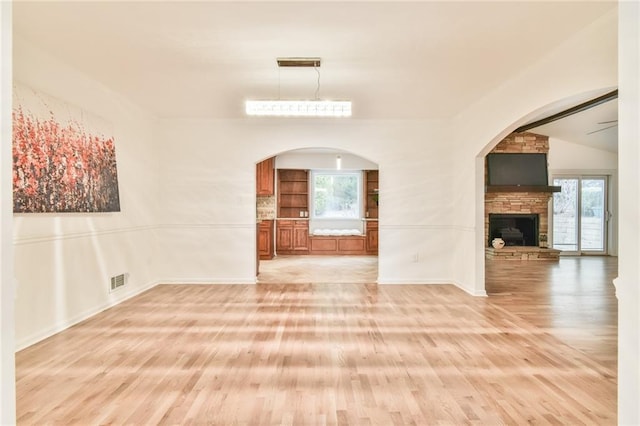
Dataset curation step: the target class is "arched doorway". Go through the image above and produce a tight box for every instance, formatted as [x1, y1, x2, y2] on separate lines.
[477, 89, 618, 368]
[255, 147, 380, 283]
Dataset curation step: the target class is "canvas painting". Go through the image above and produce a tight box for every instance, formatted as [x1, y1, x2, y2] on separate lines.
[12, 83, 120, 213]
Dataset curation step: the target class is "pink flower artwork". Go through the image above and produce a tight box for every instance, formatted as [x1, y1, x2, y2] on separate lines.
[12, 84, 120, 213]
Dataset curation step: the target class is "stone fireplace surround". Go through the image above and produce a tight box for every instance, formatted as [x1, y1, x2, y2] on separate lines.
[485, 132, 559, 260]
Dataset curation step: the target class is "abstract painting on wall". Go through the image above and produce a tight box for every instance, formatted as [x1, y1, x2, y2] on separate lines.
[12, 83, 121, 213]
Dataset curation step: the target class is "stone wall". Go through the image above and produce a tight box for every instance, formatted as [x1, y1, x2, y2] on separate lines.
[485, 132, 552, 248]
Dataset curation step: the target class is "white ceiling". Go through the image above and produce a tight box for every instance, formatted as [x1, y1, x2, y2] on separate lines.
[527, 98, 618, 153]
[13, 1, 616, 122]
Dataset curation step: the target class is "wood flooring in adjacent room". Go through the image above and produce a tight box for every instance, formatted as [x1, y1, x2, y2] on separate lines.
[16, 256, 617, 425]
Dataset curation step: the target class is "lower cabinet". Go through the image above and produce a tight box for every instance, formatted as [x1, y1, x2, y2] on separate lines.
[276, 220, 309, 254]
[258, 220, 274, 260]
[366, 221, 379, 254]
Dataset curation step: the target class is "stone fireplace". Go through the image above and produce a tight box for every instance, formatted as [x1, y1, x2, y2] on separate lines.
[485, 132, 559, 260]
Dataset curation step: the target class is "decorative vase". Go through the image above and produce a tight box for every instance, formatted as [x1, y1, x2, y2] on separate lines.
[492, 238, 505, 249]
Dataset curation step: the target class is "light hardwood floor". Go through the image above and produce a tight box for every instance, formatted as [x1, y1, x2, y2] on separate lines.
[16, 256, 617, 425]
[258, 255, 378, 284]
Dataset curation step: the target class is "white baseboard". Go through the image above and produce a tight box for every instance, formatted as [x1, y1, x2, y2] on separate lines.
[376, 278, 453, 285]
[16, 279, 159, 352]
[159, 277, 257, 285]
[452, 280, 488, 297]
[377, 278, 487, 297]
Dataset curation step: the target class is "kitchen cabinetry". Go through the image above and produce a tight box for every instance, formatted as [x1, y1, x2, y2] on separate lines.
[276, 220, 309, 254]
[258, 220, 274, 260]
[365, 170, 379, 219]
[366, 220, 379, 254]
[256, 157, 275, 196]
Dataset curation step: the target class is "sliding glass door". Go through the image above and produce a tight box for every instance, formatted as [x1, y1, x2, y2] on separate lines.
[552, 176, 607, 254]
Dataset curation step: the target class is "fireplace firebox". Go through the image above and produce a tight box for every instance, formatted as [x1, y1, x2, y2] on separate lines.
[488, 214, 539, 247]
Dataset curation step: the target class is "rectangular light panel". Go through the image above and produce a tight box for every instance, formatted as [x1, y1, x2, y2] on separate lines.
[245, 100, 352, 117]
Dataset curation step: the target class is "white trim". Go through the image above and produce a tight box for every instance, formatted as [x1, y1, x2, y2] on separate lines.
[159, 278, 258, 285]
[376, 278, 453, 285]
[452, 280, 488, 297]
[159, 223, 255, 230]
[13, 225, 156, 245]
[16, 279, 159, 351]
[375, 279, 488, 297]
[380, 224, 458, 230]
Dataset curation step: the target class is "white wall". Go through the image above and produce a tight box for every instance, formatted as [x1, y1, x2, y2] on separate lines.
[549, 138, 617, 170]
[276, 152, 378, 170]
[156, 118, 455, 285]
[12, 37, 160, 350]
[616, 2, 640, 423]
[449, 9, 618, 295]
[0, 2, 16, 423]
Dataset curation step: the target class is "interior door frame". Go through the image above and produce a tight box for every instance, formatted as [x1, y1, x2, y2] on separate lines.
[550, 172, 611, 256]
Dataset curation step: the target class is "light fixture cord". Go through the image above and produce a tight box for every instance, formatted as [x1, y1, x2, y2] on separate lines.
[314, 65, 320, 100]
[278, 66, 281, 100]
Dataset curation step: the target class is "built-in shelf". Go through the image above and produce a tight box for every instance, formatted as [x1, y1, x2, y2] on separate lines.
[365, 170, 379, 219]
[485, 185, 561, 193]
[278, 169, 309, 219]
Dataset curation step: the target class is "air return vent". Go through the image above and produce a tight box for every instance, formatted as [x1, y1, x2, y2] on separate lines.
[110, 274, 126, 292]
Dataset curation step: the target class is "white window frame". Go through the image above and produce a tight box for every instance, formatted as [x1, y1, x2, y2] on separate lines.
[310, 170, 363, 220]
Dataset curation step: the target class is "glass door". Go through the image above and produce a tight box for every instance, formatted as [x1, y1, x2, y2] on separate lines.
[552, 176, 607, 254]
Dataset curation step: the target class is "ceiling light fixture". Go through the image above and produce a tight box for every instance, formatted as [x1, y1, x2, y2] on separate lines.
[246, 57, 352, 118]
[336, 155, 342, 170]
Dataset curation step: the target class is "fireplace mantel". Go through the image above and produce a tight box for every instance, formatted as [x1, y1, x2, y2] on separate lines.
[485, 185, 561, 193]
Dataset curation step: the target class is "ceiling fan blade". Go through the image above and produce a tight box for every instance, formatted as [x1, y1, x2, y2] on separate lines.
[587, 124, 618, 135]
[597, 120, 618, 124]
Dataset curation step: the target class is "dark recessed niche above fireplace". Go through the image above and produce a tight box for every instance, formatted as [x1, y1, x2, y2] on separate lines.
[489, 214, 539, 247]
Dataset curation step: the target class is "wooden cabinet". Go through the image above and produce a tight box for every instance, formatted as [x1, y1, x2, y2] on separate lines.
[278, 169, 308, 218]
[258, 220, 274, 260]
[276, 220, 309, 254]
[292, 223, 309, 252]
[366, 220, 379, 254]
[276, 222, 293, 251]
[365, 170, 379, 219]
[256, 157, 275, 196]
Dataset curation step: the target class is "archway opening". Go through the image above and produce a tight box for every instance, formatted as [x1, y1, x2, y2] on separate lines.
[255, 147, 380, 283]
[477, 88, 618, 371]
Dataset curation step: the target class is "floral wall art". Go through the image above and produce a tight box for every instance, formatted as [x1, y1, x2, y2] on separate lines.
[12, 84, 120, 213]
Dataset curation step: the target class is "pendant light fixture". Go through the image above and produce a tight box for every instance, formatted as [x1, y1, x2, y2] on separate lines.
[245, 57, 352, 118]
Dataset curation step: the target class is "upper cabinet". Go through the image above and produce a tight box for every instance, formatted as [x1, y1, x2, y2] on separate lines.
[278, 169, 309, 218]
[365, 170, 379, 219]
[256, 157, 275, 196]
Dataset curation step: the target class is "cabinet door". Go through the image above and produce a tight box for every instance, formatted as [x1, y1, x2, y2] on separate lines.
[366, 222, 379, 253]
[367, 230, 379, 253]
[258, 221, 273, 259]
[256, 157, 275, 196]
[276, 224, 293, 251]
[292, 225, 309, 251]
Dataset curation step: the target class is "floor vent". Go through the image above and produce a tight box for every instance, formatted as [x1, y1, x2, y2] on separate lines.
[110, 274, 126, 292]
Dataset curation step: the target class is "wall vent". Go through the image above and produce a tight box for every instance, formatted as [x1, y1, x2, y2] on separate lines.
[110, 274, 126, 292]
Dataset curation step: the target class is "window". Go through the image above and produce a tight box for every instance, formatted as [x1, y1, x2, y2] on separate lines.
[311, 171, 361, 219]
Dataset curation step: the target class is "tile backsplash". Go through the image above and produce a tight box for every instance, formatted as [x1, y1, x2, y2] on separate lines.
[257, 195, 276, 220]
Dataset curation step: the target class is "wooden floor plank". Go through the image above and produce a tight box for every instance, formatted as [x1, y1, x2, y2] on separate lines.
[16, 257, 617, 424]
